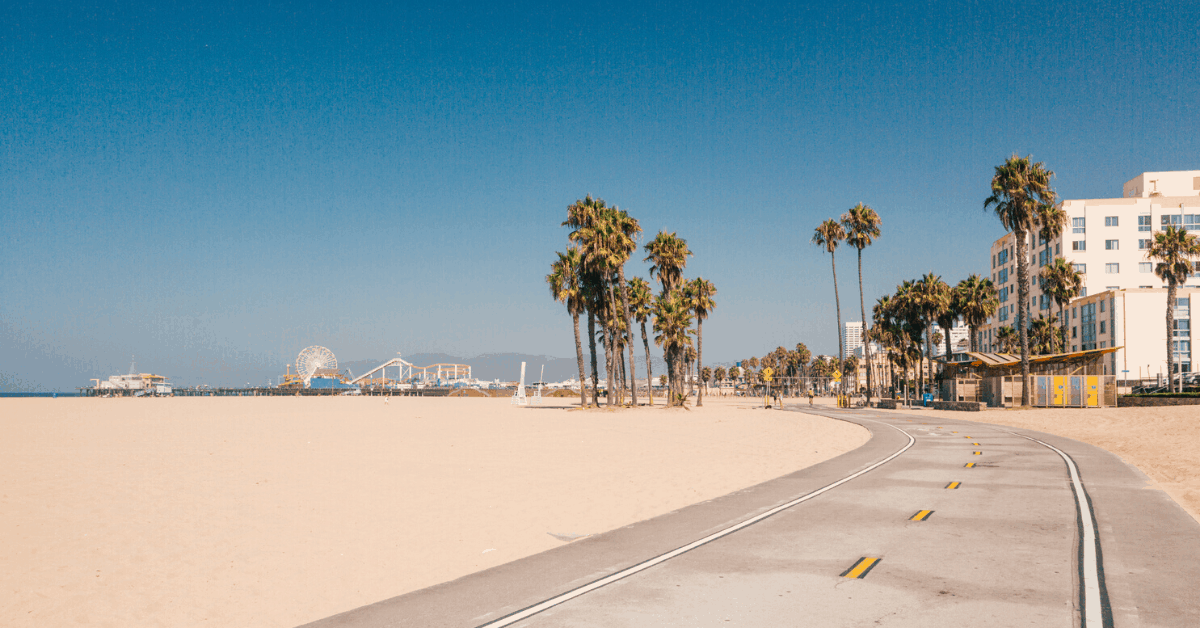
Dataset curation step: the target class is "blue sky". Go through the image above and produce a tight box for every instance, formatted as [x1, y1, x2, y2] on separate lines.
[2, 1, 1198, 390]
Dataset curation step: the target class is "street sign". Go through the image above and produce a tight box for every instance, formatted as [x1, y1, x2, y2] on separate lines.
[762, 367, 774, 382]
[832, 370, 842, 382]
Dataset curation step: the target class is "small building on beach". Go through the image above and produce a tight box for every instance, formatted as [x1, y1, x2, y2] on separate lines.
[940, 347, 1120, 408]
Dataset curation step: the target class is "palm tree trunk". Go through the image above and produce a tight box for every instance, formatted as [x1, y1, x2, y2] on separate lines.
[573, 312, 587, 408]
[587, 311, 599, 407]
[830, 252, 844, 385]
[606, 279, 620, 406]
[1168, 282, 1177, 392]
[923, 322, 932, 404]
[1015, 228, 1032, 406]
[1060, 302, 1069, 353]
[641, 321, 653, 406]
[969, 324, 978, 353]
[696, 318, 704, 407]
[617, 268, 638, 406]
[857, 248, 871, 406]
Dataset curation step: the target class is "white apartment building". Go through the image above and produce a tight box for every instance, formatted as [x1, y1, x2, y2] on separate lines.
[842, 321, 864, 354]
[980, 170, 1200, 376]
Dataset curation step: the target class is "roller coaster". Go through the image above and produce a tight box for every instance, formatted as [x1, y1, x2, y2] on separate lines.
[280, 347, 472, 389]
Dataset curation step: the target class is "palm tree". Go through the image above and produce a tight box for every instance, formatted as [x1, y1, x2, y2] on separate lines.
[812, 219, 848, 371]
[1146, 225, 1200, 391]
[564, 195, 609, 406]
[612, 208, 643, 405]
[683, 277, 717, 407]
[713, 366, 726, 394]
[652, 290, 694, 406]
[914, 273, 951, 400]
[985, 155, 1057, 405]
[1040, 257, 1083, 351]
[1030, 315, 1062, 355]
[645, 232, 693, 394]
[996, 326, 1019, 353]
[701, 366, 713, 395]
[842, 203, 882, 404]
[547, 248, 589, 407]
[627, 277, 655, 405]
[954, 275, 1000, 353]
[727, 366, 741, 392]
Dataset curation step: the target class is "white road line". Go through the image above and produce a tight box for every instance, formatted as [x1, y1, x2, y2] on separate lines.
[477, 416, 915, 627]
[1004, 430, 1106, 628]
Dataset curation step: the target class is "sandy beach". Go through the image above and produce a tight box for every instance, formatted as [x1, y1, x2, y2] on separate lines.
[0, 396, 867, 627]
[876, 404, 1200, 524]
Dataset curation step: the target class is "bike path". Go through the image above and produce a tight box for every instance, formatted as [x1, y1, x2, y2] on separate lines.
[301, 407, 1200, 627]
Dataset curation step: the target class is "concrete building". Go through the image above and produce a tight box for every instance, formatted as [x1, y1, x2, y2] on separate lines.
[980, 170, 1200, 378]
[842, 321, 864, 355]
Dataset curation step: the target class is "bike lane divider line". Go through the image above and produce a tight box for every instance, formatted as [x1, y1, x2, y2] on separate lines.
[474, 414, 917, 628]
[841, 557, 883, 579]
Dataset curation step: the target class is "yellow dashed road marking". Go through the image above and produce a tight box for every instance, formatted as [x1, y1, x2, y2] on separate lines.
[946, 481, 961, 489]
[973, 451, 982, 455]
[841, 557, 882, 579]
[909, 510, 934, 521]
[964, 462, 975, 468]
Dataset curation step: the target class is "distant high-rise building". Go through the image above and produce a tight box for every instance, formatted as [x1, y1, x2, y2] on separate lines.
[843, 321, 864, 354]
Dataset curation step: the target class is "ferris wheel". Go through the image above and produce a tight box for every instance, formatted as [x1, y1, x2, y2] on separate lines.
[296, 346, 337, 382]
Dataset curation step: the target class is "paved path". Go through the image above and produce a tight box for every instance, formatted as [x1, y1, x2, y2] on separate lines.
[302, 407, 1200, 627]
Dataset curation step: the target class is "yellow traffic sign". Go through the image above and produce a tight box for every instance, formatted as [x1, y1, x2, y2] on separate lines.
[832, 370, 842, 382]
[762, 367, 774, 382]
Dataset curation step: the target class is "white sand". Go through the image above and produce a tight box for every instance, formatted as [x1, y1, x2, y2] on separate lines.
[879, 404, 1200, 524]
[0, 396, 867, 627]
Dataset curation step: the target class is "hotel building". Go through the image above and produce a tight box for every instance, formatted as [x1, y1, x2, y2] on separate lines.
[980, 170, 1200, 379]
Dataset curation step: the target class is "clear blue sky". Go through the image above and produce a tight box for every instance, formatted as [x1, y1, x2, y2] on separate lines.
[2, 1, 1197, 390]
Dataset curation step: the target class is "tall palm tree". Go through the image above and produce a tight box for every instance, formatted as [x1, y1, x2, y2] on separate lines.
[842, 203, 882, 403]
[985, 155, 1057, 405]
[652, 290, 694, 406]
[1146, 225, 1200, 391]
[645, 232, 693, 394]
[1039, 257, 1083, 351]
[612, 208, 642, 405]
[683, 277, 717, 407]
[564, 195, 608, 406]
[913, 273, 951, 400]
[954, 274, 1000, 353]
[547, 248, 589, 407]
[812, 219, 848, 371]
[627, 277, 655, 405]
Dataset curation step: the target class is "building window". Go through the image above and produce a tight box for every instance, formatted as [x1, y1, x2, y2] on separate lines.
[1081, 287, 1087, 297]
[1106, 286, 1119, 290]
[1179, 298, 1191, 309]
[1138, 215, 1151, 232]
[997, 248, 1009, 265]
[1105, 263, 1119, 274]
[1073, 263, 1086, 274]
[1139, 239, 1151, 250]
[1139, 262, 1153, 273]
[1105, 216, 1119, 226]
[1056, 243, 1061, 254]
[1072, 326, 1077, 338]
[1100, 321, 1106, 334]
[1073, 240, 1086, 251]
[1174, 320, 1190, 337]
[1073, 217, 1086, 233]
[1105, 239, 1119, 250]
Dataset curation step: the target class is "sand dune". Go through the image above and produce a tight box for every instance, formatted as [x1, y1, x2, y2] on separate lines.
[0, 396, 867, 627]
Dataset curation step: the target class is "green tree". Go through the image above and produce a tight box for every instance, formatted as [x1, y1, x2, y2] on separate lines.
[1030, 315, 1062, 355]
[812, 219, 848, 371]
[1039, 257, 1082, 351]
[996, 326, 1018, 353]
[842, 203, 882, 402]
[645, 232, 693, 394]
[914, 273, 951, 398]
[985, 155, 1057, 405]
[547, 248, 590, 407]
[627, 276, 655, 405]
[652, 291, 694, 406]
[954, 275, 1000, 352]
[683, 277, 717, 406]
[1146, 225, 1200, 391]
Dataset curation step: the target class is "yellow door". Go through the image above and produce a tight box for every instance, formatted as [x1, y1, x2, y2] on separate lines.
[1053, 376, 1066, 406]
[1086, 376, 1099, 407]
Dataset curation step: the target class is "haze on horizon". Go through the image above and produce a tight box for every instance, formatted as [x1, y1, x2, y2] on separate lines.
[2, 1, 1197, 391]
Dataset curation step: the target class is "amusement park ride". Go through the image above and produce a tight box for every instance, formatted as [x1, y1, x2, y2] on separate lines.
[279, 346, 472, 390]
